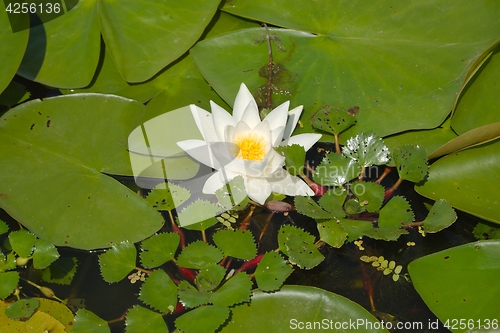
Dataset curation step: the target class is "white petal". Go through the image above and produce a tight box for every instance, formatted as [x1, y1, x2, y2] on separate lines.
[210, 101, 236, 142]
[282, 133, 322, 152]
[267, 171, 314, 196]
[270, 126, 285, 147]
[202, 169, 238, 194]
[246, 177, 272, 204]
[240, 100, 261, 130]
[251, 119, 272, 150]
[283, 106, 303, 140]
[233, 83, 257, 122]
[177, 140, 220, 169]
[261, 149, 285, 176]
[190, 105, 218, 143]
[264, 101, 289, 132]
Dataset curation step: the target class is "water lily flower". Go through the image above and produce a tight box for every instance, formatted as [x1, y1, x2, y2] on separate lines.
[177, 83, 322, 204]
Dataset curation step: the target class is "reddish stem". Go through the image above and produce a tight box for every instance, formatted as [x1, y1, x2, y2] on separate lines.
[235, 254, 265, 274]
[178, 267, 196, 282]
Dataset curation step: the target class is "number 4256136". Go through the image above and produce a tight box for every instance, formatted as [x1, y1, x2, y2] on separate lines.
[443, 318, 498, 330]
[5, 2, 61, 14]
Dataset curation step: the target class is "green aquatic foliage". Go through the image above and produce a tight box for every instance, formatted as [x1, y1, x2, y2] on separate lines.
[139, 232, 180, 269]
[278, 225, 324, 269]
[254, 252, 293, 292]
[212, 229, 257, 260]
[98, 241, 137, 283]
[5, 298, 39, 320]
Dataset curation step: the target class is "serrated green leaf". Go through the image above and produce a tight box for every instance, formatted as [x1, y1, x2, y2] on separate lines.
[352, 181, 385, 213]
[393, 144, 428, 182]
[177, 199, 220, 229]
[423, 199, 457, 233]
[254, 252, 293, 292]
[344, 198, 366, 215]
[317, 219, 348, 248]
[9, 229, 36, 258]
[473, 222, 500, 240]
[311, 106, 357, 136]
[74, 309, 110, 333]
[278, 225, 324, 269]
[140, 232, 180, 269]
[175, 305, 229, 333]
[318, 189, 347, 218]
[275, 144, 306, 176]
[177, 280, 212, 308]
[363, 227, 409, 241]
[145, 182, 190, 212]
[294, 196, 332, 220]
[195, 264, 226, 292]
[0, 220, 8, 235]
[211, 273, 252, 306]
[0, 271, 19, 299]
[125, 305, 168, 333]
[212, 229, 256, 260]
[177, 241, 223, 269]
[215, 175, 249, 211]
[99, 241, 137, 283]
[5, 299, 39, 320]
[340, 219, 374, 241]
[342, 132, 391, 167]
[139, 270, 178, 314]
[32, 239, 60, 269]
[0, 253, 16, 272]
[314, 152, 360, 186]
[41, 257, 78, 285]
[378, 196, 414, 229]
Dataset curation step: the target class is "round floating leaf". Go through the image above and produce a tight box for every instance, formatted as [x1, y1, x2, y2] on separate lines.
[125, 305, 168, 333]
[254, 252, 293, 292]
[423, 199, 457, 233]
[416, 140, 500, 224]
[278, 225, 324, 269]
[211, 273, 252, 307]
[99, 241, 137, 283]
[317, 219, 348, 248]
[140, 232, 180, 269]
[314, 152, 360, 187]
[177, 280, 212, 308]
[212, 229, 256, 260]
[341, 218, 374, 241]
[318, 188, 347, 218]
[177, 199, 220, 229]
[408, 240, 500, 333]
[175, 305, 230, 333]
[0, 10, 29, 94]
[177, 241, 223, 269]
[195, 264, 226, 292]
[145, 183, 191, 212]
[139, 270, 178, 314]
[311, 106, 357, 136]
[8, 229, 36, 258]
[452, 45, 500, 135]
[0, 94, 164, 250]
[74, 309, 110, 333]
[5, 299, 40, 320]
[41, 257, 78, 285]
[294, 196, 332, 220]
[393, 145, 428, 182]
[352, 181, 385, 213]
[219, 285, 389, 332]
[378, 196, 414, 229]
[197, 2, 500, 139]
[342, 132, 391, 167]
[275, 144, 306, 176]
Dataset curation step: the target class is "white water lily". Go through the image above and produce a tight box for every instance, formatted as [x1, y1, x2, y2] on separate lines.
[177, 83, 322, 204]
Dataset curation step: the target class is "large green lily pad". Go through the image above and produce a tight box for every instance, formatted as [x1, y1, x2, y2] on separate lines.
[192, 1, 500, 139]
[220, 285, 388, 332]
[17, 0, 220, 87]
[0, 94, 163, 250]
[408, 240, 500, 333]
[416, 140, 500, 224]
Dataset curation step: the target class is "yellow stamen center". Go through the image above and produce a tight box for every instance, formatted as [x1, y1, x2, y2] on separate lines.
[234, 133, 267, 161]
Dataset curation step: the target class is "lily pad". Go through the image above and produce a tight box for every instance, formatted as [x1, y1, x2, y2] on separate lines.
[0, 94, 163, 250]
[175, 305, 230, 333]
[219, 285, 389, 332]
[408, 240, 500, 333]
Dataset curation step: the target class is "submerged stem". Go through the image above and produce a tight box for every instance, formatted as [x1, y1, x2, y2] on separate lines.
[334, 133, 341, 154]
